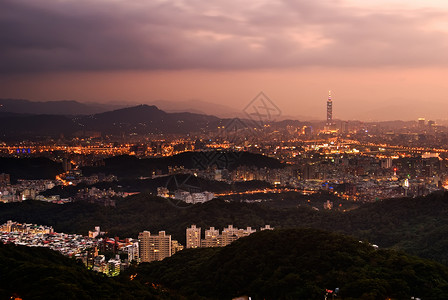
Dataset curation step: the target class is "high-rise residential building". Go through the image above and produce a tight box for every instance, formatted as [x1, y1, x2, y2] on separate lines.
[186, 224, 271, 249]
[174, 190, 191, 202]
[236, 227, 256, 238]
[191, 192, 214, 203]
[202, 227, 220, 247]
[171, 240, 184, 255]
[107, 255, 121, 277]
[326, 91, 333, 127]
[260, 225, 274, 231]
[221, 225, 239, 247]
[138, 231, 171, 263]
[340, 121, 348, 134]
[124, 241, 139, 262]
[186, 225, 201, 248]
[175, 190, 214, 204]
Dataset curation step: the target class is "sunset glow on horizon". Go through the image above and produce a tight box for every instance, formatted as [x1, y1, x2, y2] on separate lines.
[2, 0, 448, 121]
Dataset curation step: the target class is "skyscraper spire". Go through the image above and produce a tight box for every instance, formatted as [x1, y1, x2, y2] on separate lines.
[326, 90, 333, 127]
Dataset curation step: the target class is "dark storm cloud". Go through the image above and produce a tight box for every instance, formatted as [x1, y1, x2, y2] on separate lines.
[1, 0, 448, 73]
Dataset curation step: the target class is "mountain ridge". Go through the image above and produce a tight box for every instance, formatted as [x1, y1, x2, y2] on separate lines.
[0, 98, 127, 115]
[0, 104, 222, 138]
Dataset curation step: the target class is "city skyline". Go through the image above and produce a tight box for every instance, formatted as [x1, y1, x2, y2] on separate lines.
[2, 0, 448, 121]
[3, 1, 448, 297]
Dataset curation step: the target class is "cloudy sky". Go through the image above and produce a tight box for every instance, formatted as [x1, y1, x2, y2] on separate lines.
[1, 0, 448, 120]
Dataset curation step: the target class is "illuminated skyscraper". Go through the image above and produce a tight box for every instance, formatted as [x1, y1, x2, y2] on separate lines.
[326, 91, 333, 127]
[186, 225, 201, 248]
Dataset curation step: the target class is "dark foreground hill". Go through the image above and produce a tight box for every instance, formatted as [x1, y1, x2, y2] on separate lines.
[131, 228, 448, 299]
[3, 192, 448, 264]
[81, 151, 284, 178]
[0, 151, 283, 183]
[0, 243, 174, 300]
[0, 157, 64, 183]
[4, 229, 446, 299]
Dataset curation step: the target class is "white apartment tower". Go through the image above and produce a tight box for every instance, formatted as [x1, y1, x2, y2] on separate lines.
[202, 227, 220, 247]
[186, 225, 201, 248]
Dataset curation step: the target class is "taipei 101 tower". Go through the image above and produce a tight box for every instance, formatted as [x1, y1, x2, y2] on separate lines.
[326, 91, 333, 127]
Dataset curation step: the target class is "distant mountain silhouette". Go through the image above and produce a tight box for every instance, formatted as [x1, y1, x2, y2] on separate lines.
[0, 101, 310, 139]
[77, 104, 220, 135]
[0, 104, 222, 138]
[149, 99, 315, 121]
[149, 99, 239, 117]
[0, 114, 78, 139]
[0, 98, 126, 115]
